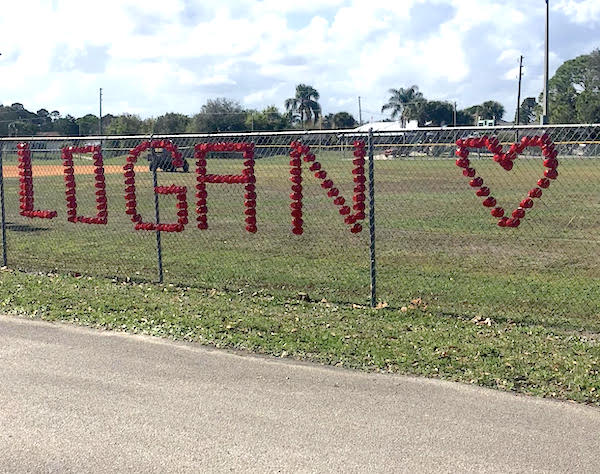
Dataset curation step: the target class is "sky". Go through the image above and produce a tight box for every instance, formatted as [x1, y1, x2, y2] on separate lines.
[0, 0, 598, 122]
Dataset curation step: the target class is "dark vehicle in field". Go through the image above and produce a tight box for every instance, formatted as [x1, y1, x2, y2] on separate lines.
[148, 148, 189, 172]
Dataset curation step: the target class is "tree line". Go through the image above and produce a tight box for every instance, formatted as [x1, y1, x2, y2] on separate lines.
[0, 100, 286, 137]
[383, 49, 600, 126]
[380, 85, 508, 127]
[545, 48, 600, 124]
[0, 91, 356, 137]
[1, 48, 598, 137]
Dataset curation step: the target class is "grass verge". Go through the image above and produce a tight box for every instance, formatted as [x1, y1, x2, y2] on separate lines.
[1, 268, 598, 406]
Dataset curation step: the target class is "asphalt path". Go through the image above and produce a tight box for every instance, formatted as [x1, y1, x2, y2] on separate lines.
[1, 315, 599, 473]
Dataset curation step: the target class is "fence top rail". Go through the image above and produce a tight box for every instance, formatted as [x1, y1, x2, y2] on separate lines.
[0, 123, 598, 142]
[0, 131, 368, 142]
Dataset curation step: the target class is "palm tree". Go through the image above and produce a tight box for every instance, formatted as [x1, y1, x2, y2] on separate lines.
[285, 84, 321, 129]
[381, 85, 425, 126]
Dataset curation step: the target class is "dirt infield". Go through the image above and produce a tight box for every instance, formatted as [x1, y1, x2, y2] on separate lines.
[2, 165, 148, 178]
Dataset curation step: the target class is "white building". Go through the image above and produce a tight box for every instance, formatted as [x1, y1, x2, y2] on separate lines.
[353, 120, 419, 132]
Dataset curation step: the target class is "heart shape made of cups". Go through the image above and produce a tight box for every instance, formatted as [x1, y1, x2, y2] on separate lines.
[455, 134, 559, 228]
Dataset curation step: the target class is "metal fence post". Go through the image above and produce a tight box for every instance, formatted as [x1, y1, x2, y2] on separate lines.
[0, 144, 7, 267]
[150, 139, 164, 283]
[368, 128, 376, 307]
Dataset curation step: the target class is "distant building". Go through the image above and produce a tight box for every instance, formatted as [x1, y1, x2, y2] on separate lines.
[353, 120, 419, 132]
[476, 118, 513, 127]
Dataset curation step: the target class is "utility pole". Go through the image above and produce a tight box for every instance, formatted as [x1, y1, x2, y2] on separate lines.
[453, 101, 457, 127]
[99, 88, 103, 135]
[358, 96, 363, 125]
[516, 55, 523, 125]
[541, 0, 549, 124]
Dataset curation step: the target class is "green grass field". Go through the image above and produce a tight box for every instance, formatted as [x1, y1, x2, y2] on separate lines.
[1, 147, 600, 403]
[3, 149, 600, 321]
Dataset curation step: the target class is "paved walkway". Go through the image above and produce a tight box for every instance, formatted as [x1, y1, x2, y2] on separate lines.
[1, 315, 599, 473]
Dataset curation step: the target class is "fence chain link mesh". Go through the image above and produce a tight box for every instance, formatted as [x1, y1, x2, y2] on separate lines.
[0, 124, 599, 321]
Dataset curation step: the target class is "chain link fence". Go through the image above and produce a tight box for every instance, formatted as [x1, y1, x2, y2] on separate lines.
[0, 124, 599, 321]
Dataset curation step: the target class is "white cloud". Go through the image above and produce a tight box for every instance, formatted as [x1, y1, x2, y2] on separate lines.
[197, 75, 236, 86]
[498, 49, 522, 64]
[0, 0, 596, 123]
[503, 67, 520, 81]
[554, 0, 600, 23]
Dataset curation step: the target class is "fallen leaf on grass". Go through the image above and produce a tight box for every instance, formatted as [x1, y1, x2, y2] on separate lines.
[471, 315, 494, 326]
[408, 298, 428, 310]
[375, 301, 389, 310]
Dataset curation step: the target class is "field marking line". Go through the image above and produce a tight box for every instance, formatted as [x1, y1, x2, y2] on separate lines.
[2, 165, 149, 178]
